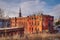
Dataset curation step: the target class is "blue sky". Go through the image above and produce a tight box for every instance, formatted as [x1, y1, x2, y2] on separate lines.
[43, 0, 60, 5]
[0, 0, 60, 19]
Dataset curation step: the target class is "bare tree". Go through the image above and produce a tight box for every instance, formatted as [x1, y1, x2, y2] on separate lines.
[0, 8, 4, 18]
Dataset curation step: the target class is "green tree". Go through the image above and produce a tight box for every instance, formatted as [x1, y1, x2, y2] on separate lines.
[55, 21, 60, 25]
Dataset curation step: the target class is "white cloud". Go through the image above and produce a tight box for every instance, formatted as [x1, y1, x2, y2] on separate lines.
[48, 4, 60, 18]
[0, 0, 60, 18]
[0, 0, 47, 17]
[20, 0, 46, 16]
[0, 0, 20, 17]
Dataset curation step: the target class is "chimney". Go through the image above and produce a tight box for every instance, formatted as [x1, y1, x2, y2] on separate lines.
[19, 8, 22, 17]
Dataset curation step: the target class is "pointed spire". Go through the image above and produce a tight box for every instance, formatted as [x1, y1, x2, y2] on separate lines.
[19, 8, 22, 17]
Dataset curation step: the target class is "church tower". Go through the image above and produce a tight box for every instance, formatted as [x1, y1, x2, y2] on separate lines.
[19, 8, 22, 17]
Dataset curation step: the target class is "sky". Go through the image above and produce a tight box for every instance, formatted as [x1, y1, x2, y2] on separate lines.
[0, 0, 60, 19]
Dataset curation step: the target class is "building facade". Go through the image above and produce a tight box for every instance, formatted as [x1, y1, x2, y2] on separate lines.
[10, 14, 54, 34]
[26, 14, 54, 34]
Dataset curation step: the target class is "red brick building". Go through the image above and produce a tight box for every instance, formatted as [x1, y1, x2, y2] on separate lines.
[26, 14, 54, 34]
[10, 14, 54, 34]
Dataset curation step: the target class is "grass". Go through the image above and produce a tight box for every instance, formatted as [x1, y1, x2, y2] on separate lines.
[0, 33, 60, 40]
